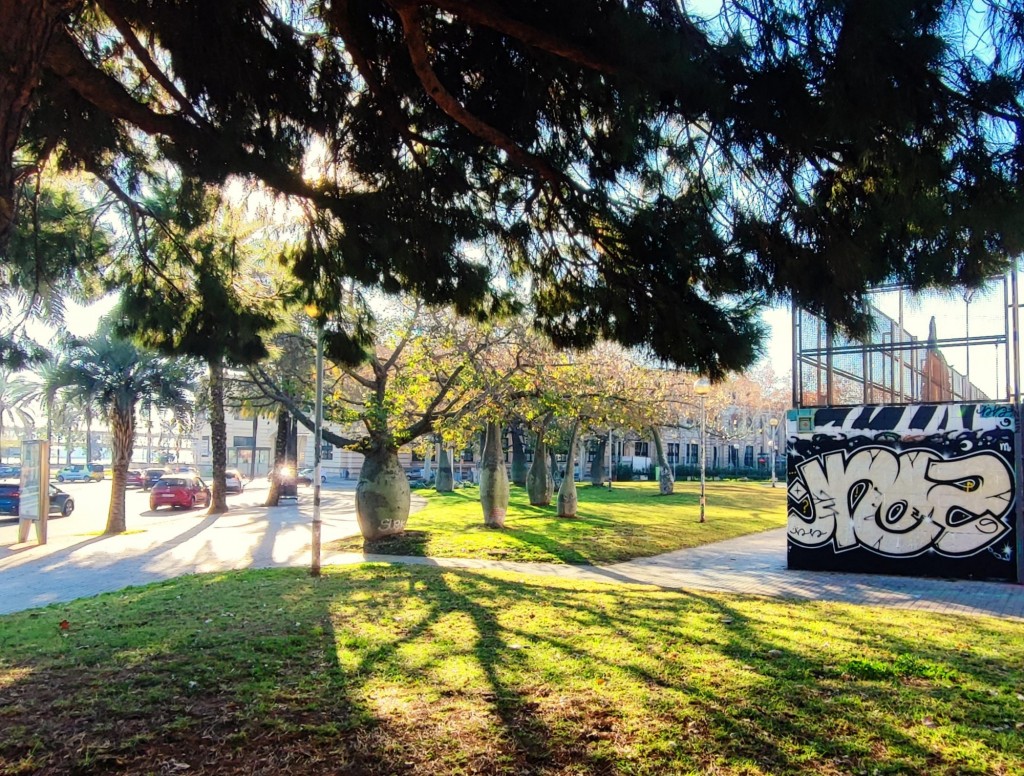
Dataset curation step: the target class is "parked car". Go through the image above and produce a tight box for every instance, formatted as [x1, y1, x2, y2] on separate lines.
[88, 463, 107, 481]
[0, 483, 75, 517]
[0, 464, 21, 479]
[225, 469, 245, 493]
[56, 464, 94, 483]
[142, 468, 169, 490]
[149, 474, 211, 510]
[297, 467, 326, 486]
[126, 469, 144, 488]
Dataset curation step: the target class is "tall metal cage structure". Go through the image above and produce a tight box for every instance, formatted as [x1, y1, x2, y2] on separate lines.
[792, 273, 1020, 409]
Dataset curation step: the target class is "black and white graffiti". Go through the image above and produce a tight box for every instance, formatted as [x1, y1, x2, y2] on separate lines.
[787, 403, 1017, 580]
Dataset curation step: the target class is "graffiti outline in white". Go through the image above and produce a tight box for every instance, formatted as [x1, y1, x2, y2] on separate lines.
[789, 446, 1014, 558]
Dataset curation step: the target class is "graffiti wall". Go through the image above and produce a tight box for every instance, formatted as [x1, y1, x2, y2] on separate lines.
[787, 404, 1018, 581]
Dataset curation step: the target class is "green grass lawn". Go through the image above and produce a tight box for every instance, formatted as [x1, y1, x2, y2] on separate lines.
[330, 480, 787, 564]
[1, 566, 1021, 775]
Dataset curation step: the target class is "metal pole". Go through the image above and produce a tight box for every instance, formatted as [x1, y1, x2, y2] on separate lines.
[1011, 266, 1022, 585]
[699, 395, 706, 523]
[311, 326, 324, 577]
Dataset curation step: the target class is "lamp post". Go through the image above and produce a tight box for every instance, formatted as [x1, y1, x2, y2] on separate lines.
[694, 377, 711, 523]
[304, 303, 324, 577]
[769, 416, 779, 488]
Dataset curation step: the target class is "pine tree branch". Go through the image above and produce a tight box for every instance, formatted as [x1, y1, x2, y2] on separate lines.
[325, 0, 429, 167]
[391, 1, 573, 190]
[95, 0, 205, 125]
[423, 0, 620, 75]
[44, 28, 336, 205]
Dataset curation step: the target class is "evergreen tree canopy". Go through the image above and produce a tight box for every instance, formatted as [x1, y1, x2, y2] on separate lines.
[3, 0, 1024, 376]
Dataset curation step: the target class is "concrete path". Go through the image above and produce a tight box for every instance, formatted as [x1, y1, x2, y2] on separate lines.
[2, 489, 1022, 621]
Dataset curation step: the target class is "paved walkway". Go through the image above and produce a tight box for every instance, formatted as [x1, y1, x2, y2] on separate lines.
[1, 491, 1022, 621]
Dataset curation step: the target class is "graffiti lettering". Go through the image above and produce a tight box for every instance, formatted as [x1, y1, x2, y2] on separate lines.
[978, 404, 1014, 419]
[789, 447, 1013, 558]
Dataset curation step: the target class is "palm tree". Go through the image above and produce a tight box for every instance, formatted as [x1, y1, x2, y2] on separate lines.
[50, 322, 196, 534]
[0, 370, 36, 463]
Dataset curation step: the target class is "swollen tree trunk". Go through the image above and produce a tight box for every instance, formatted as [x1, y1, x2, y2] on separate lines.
[651, 426, 675, 495]
[436, 448, 454, 492]
[590, 436, 608, 485]
[207, 358, 229, 514]
[265, 407, 289, 506]
[549, 447, 560, 488]
[510, 425, 528, 486]
[557, 423, 580, 518]
[356, 445, 411, 539]
[479, 421, 509, 527]
[526, 433, 553, 506]
[422, 441, 434, 481]
[105, 405, 135, 534]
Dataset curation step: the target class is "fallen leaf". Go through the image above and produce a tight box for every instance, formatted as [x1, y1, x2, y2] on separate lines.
[58, 620, 70, 631]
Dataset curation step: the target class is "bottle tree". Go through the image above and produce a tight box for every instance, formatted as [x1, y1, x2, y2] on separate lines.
[251, 298, 525, 539]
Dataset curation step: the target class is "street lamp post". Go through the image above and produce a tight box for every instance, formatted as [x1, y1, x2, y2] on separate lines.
[305, 304, 325, 577]
[694, 377, 711, 523]
[769, 416, 779, 488]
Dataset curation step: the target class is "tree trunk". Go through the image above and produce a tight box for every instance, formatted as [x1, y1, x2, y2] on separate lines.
[479, 420, 509, 528]
[510, 425, 528, 486]
[557, 423, 580, 517]
[435, 447, 454, 492]
[651, 425, 675, 495]
[85, 404, 93, 463]
[105, 405, 135, 534]
[422, 441, 434, 481]
[207, 358, 229, 514]
[356, 445, 411, 539]
[265, 407, 289, 506]
[526, 433, 553, 506]
[548, 447, 560, 488]
[590, 436, 607, 485]
[249, 413, 258, 479]
[0, 1, 80, 249]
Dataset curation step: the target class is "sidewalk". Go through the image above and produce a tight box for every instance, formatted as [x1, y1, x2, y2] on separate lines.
[2, 493, 1022, 620]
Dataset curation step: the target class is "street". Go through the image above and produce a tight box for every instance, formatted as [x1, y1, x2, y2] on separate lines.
[0, 477, 366, 614]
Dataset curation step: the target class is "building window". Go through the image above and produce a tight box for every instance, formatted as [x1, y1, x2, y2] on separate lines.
[634, 441, 649, 457]
[321, 443, 334, 461]
[411, 449, 424, 462]
[744, 445, 754, 467]
[729, 446, 739, 467]
[233, 436, 255, 448]
[667, 442, 679, 465]
[688, 443, 699, 464]
[462, 448, 474, 462]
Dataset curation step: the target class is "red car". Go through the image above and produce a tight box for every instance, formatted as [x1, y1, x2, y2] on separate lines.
[126, 469, 144, 488]
[149, 474, 211, 510]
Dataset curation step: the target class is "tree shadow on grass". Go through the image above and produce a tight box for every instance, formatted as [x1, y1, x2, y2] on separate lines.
[1, 565, 1021, 774]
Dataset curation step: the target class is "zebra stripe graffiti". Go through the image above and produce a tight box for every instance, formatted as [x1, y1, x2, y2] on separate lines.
[787, 404, 1017, 581]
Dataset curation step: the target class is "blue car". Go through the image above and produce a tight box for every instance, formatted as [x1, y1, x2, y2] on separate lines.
[0, 483, 75, 517]
[56, 465, 94, 483]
